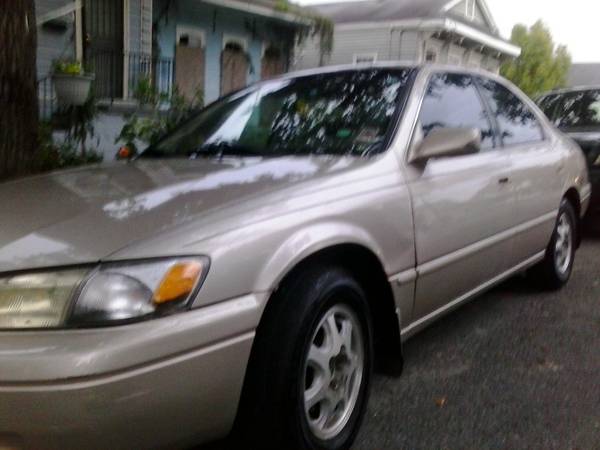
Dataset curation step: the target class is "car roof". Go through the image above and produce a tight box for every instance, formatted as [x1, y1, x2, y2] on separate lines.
[282, 61, 506, 82]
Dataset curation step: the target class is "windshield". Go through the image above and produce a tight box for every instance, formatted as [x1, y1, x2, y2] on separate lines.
[141, 69, 413, 159]
[540, 89, 600, 129]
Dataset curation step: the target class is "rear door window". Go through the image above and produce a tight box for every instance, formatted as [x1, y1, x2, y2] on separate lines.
[419, 73, 495, 150]
[478, 79, 544, 146]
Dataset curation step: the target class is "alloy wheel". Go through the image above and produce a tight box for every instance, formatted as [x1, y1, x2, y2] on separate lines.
[303, 304, 365, 441]
[554, 212, 573, 275]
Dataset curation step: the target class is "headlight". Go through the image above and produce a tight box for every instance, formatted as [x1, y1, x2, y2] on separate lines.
[0, 257, 209, 329]
[0, 269, 88, 329]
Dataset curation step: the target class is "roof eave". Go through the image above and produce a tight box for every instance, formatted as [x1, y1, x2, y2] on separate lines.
[444, 19, 521, 57]
[336, 18, 521, 58]
[199, 0, 311, 26]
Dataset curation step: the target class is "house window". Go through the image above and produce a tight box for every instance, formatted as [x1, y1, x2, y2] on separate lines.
[353, 53, 377, 65]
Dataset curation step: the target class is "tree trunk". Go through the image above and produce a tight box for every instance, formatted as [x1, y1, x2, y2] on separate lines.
[0, 0, 39, 180]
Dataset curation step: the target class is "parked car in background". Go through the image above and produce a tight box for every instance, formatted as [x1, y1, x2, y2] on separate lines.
[0, 64, 591, 450]
[538, 87, 600, 214]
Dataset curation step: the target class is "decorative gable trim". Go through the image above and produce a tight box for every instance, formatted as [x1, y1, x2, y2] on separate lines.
[442, 0, 498, 34]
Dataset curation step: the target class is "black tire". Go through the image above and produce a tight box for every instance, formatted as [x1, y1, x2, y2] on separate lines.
[530, 198, 577, 290]
[234, 266, 373, 450]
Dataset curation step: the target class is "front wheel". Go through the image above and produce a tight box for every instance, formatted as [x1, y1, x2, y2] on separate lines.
[236, 267, 373, 450]
[530, 199, 577, 290]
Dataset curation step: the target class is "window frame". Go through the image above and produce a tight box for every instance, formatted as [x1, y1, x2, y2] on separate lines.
[141, 67, 418, 160]
[409, 70, 500, 156]
[474, 75, 548, 149]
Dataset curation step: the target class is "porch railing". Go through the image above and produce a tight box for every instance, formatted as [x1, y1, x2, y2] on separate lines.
[38, 51, 175, 117]
[85, 50, 174, 101]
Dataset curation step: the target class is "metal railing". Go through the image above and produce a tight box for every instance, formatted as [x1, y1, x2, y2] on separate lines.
[86, 50, 174, 101]
[37, 51, 175, 117]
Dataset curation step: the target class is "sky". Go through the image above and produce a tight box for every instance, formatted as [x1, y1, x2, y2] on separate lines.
[296, 0, 600, 63]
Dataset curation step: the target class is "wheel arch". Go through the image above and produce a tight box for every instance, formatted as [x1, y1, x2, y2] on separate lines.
[259, 242, 404, 377]
[564, 187, 582, 247]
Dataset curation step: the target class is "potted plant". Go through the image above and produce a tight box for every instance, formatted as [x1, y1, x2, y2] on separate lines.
[52, 60, 95, 106]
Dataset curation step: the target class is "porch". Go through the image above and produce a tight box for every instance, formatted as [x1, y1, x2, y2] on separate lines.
[39, 50, 174, 119]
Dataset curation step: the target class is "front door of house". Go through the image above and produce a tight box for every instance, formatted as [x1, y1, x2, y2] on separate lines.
[221, 43, 248, 96]
[175, 28, 205, 103]
[261, 47, 285, 80]
[83, 0, 124, 99]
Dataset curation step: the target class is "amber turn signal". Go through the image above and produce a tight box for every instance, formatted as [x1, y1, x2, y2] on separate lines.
[153, 261, 204, 304]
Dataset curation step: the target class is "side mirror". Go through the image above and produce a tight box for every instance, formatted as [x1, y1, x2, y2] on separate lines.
[409, 127, 481, 164]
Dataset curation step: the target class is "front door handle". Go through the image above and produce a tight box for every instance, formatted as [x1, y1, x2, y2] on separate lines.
[498, 177, 510, 184]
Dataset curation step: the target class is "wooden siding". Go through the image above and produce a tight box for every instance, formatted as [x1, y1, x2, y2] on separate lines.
[398, 30, 419, 61]
[35, 0, 76, 78]
[295, 27, 420, 69]
[129, 0, 142, 53]
[295, 25, 502, 73]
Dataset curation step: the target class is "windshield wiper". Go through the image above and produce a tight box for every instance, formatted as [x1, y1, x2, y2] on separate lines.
[191, 142, 262, 159]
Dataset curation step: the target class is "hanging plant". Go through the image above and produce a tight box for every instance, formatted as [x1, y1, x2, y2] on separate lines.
[274, 0, 334, 64]
[51, 59, 95, 106]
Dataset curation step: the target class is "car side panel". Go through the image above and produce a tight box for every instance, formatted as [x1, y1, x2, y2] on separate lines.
[505, 140, 564, 263]
[405, 150, 515, 320]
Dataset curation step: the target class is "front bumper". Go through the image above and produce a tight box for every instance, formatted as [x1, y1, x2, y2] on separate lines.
[0, 294, 265, 450]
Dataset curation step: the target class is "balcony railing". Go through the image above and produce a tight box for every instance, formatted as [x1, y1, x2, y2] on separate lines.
[38, 51, 175, 118]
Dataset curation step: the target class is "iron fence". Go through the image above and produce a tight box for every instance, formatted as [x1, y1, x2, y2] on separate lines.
[38, 51, 175, 118]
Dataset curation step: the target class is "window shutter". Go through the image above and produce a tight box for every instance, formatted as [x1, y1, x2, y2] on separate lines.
[141, 0, 153, 55]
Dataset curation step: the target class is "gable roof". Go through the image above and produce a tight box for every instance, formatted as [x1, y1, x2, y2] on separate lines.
[312, 0, 497, 35]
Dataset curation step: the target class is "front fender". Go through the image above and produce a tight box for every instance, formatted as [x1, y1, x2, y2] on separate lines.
[254, 220, 388, 293]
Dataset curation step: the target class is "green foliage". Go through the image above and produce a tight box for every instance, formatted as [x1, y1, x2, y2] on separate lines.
[501, 21, 572, 98]
[38, 122, 102, 172]
[53, 96, 99, 157]
[116, 86, 204, 155]
[133, 76, 162, 106]
[52, 59, 85, 76]
[274, 0, 334, 64]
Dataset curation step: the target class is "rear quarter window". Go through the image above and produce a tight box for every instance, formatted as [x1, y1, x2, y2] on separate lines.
[478, 79, 544, 146]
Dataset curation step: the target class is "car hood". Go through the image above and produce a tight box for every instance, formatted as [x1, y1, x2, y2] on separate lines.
[0, 157, 370, 272]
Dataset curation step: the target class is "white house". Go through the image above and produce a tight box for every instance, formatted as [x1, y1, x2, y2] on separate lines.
[296, 0, 521, 73]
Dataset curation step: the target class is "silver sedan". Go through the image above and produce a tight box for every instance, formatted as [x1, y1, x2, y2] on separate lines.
[0, 64, 591, 450]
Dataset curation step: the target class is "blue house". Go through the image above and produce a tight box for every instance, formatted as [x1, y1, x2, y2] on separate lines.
[153, 0, 309, 103]
[35, 0, 314, 158]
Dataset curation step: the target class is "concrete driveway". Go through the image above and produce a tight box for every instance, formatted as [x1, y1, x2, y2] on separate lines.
[203, 217, 600, 450]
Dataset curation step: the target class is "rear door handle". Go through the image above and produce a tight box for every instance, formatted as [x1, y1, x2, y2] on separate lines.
[498, 177, 510, 184]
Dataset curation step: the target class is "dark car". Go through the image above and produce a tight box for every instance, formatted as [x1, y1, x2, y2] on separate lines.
[539, 87, 600, 213]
